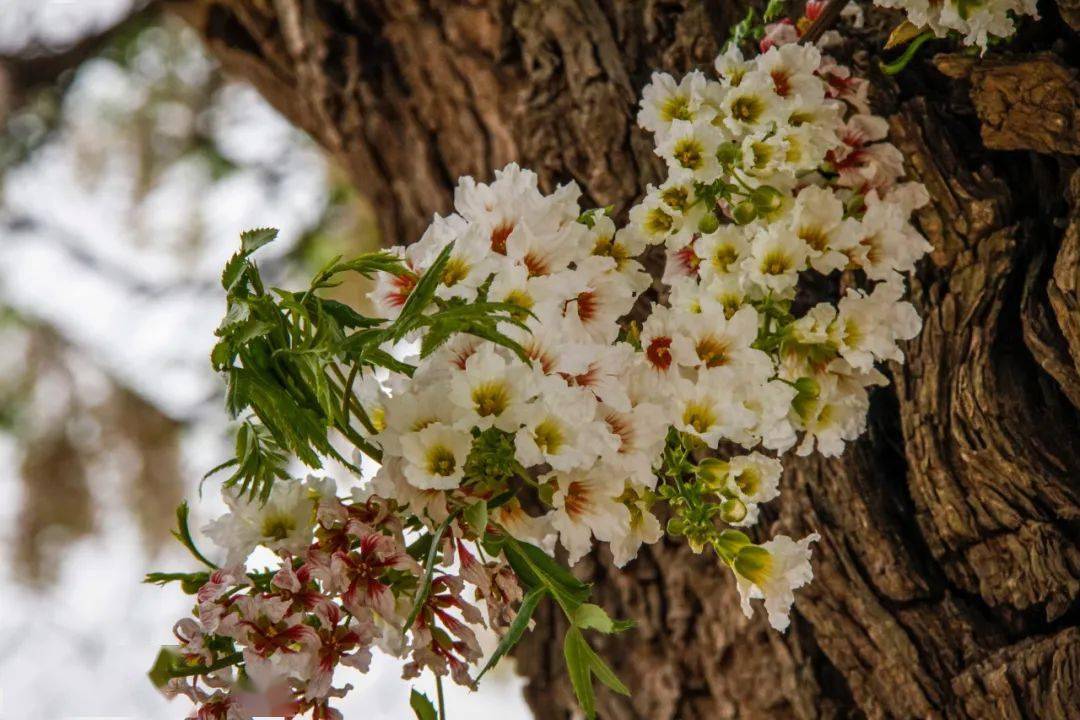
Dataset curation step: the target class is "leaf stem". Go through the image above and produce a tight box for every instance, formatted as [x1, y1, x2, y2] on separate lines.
[435, 673, 447, 719]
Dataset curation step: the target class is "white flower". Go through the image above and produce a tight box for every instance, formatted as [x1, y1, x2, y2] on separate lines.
[449, 344, 535, 431]
[639, 305, 696, 379]
[719, 453, 783, 526]
[548, 468, 630, 565]
[756, 44, 823, 102]
[637, 70, 710, 140]
[789, 185, 855, 275]
[399, 422, 472, 490]
[598, 400, 670, 488]
[735, 532, 819, 631]
[553, 256, 638, 345]
[492, 497, 554, 551]
[610, 492, 663, 568]
[556, 342, 634, 412]
[743, 224, 809, 295]
[671, 368, 756, 447]
[695, 225, 750, 283]
[656, 119, 723, 183]
[835, 281, 922, 372]
[717, 71, 783, 135]
[514, 377, 614, 471]
[379, 386, 457, 456]
[674, 305, 771, 381]
[204, 479, 317, 566]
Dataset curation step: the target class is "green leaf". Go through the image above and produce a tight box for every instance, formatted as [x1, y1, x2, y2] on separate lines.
[143, 571, 211, 594]
[563, 627, 596, 719]
[240, 227, 278, 254]
[148, 646, 183, 689]
[148, 646, 243, 687]
[474, 586, 546, 682]
[502, 537, 590, 614]
[763, 0, 786, 22]
[571, 603, 632, 634]
[402, 510, 459, 633]
[409, 689, 438, 720]
[171, 501, 216, 570]
[563, 626, 631, 718]
[463, 500, 489, 538]
[221, 252, 249, 292]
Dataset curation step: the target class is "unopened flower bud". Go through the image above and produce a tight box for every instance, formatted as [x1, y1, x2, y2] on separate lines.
[696, 458, 728, 485]
[716, 142, 740, 166]
[734, 545, 773, 585]
[698, 212, 720, 234]
[667, 517, 686, 536]
[749, 185, 784, 214]
[733, 200, 757, 225]
[719, 498, 748, 524]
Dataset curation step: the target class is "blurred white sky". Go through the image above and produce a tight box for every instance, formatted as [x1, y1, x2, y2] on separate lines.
[0, 3, 530, 718]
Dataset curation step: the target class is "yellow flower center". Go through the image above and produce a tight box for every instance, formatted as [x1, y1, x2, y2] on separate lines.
[712, 243, 739, 272]
[660, 185, 690, 211]
[731, 95, 763, 123]
[645, 208, 674, 236]
[673, 138, 705, 170]
[695, 335, 731, 368]
[425, 445, 457, 476]
[533, 418, 565, 454]
[593, 236, 630, 269]
[442, 257, 470, 287]
[261, 514, 295, 542]
[761, 250, 794, 276]
[682, 402, 717, 434]
[472, 381, 510, 417]
[661, 94, 693, 122]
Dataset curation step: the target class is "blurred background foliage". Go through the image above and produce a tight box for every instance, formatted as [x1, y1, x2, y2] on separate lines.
[0, 0, 381, 586]
[0, 2, 388, 715]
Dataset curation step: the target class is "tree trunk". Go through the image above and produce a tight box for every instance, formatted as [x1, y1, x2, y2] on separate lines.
[166, 1, 1080, 717]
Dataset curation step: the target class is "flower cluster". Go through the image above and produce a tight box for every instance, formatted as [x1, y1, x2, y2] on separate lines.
[153, 13, 934, 720]
[158, 480, 517, 719]
[626, 29, 928, 627]
[369, 163, 665, 569]
[873, 0, 1038, 49]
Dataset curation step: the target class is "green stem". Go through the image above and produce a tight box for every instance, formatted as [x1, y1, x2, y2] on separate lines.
[880, 31, 934, 75]
[435, 673, 447, 719]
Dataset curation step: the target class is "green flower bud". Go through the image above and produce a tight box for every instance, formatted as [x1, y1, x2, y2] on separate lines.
[697, 457, 728, 483]
[716, 142, 740, 166]
[719, 498, 748, 524]
[698, 211, 721, 234]
[667, 517, 686, 536]
[732, 200, 757, 225]
[713, 528, 751, 560]
[734, 545, 774, 586]
[749, 185, 784, 214]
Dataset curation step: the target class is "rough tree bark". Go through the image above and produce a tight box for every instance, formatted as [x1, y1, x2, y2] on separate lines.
[165, 1, 1080, 717]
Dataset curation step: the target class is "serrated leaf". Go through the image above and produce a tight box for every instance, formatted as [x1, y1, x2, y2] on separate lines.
[409, 689, 437, 720]
[402, 510, 459, 633]
[573, 603, 615, 633]
[562, 625, 630, 719]
[240, 227, 278, 254]
[563, 627, 596, 719]
[502, 537, 590, 614]
[763, 0, 786, 22]
[221, 253, 248, 292]
[475, 586, 545, 682]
